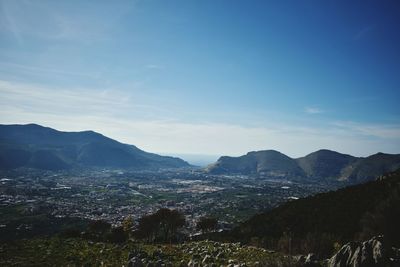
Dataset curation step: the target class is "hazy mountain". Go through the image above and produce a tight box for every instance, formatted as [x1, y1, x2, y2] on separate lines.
[206, 149, 400, 183]
[346, 152, 400, 183]
[296, 149, 358, 180]
[168, 154, 219, 167]
[206, 150, 305, 178]
[0, 124, 190, 170]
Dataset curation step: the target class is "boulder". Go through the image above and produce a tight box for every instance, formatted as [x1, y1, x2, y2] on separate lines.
[328, 236, 400, 267]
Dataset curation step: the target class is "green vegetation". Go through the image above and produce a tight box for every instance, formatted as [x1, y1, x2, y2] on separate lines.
[196, 216, 218, 233]
[134, 208, 186, 243]
[0, 203, 89, 241]
[0, 237, 295, 267]
[218, 170, 400, 258]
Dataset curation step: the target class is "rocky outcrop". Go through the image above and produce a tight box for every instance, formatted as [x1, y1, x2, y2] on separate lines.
[328, 236, 400, 267]
[295, 253, 321, 266]
[126, 240, 283, 266]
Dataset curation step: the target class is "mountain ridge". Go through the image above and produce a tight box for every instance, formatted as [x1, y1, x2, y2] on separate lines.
[0, 123, 190, 170]
[206, 149, 400, 183]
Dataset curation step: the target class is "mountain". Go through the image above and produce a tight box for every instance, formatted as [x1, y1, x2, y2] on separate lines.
[0, 124, 190, 170]
[206, 150, 305, 178]
[296, 149, 358, 180]
[206, 149, 400, 183]
[346, 152, 400, 183]
[218, 169, 400, 257]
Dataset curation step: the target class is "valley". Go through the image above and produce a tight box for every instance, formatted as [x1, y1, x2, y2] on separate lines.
[0, 168, 342, 241]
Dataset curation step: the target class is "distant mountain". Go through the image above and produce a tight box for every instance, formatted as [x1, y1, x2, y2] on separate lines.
[206, 150, 305, 178]
[0, 124, 190, 170]
[206, 149, 400, 183]
[346, 152, 400, 183]
[296, 149, 358, 180]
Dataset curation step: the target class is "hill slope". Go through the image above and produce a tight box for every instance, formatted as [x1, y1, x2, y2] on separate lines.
[296, 149, 357, 180]
[222, 170, 400, 256]
[206, 149, 400, 182]
[0, 124, 190, 170]
[206, 150, 305, 178]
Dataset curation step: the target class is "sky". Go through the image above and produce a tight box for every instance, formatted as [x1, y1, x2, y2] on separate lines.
[0, 0, 400, 160]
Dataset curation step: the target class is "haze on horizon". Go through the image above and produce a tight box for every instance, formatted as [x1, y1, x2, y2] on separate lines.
[0, 0, 399, 158]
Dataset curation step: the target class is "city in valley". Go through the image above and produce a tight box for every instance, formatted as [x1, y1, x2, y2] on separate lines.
[0, 168, 341, 238]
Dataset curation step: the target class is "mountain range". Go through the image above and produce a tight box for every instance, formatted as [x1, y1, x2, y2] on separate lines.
[206, 149, 400, 183]
[1, 123, 399, 183]
[0, 124, 190, 170]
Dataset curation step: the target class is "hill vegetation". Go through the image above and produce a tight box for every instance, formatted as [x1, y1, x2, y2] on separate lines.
[217, 170, 400, 257]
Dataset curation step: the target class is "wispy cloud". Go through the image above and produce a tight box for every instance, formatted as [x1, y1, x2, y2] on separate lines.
[0, 1, 130, 44]
[305, 107, 323, 114]
[145, 64, 164, 70]
[353, 25, 375, 41]
[332, 121, 400, 139]
[0, 62, 98, 79]
[1, 79, 399, 157]
[0, 0, 24, 45]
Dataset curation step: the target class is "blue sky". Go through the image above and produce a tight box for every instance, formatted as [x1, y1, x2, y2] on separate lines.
[0, 0, 399, 158]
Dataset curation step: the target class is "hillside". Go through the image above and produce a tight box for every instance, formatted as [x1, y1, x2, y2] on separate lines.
[206, 149, 400, 183]
[206, 150, 305, 177]
[220, 169, 400, 256]
[0, 124, 190, 170]
[296, 149, 357, 180]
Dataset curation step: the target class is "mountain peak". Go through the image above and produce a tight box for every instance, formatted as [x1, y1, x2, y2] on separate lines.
[206, 149, 400, 183]
[0, 123, 190, 170]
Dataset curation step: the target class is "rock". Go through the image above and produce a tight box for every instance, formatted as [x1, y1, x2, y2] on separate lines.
[295, 255, 306, 264]
[155, 260, 164, 267]
[328, 236, 393, 267]
[202, 255, 212, 264]
[304, 253, 319, 266]
[128, 257, 144, 267]
[187, 260, 198, 267]
[305, 253, 317, 263]
[128, 252, 136, 260]
[216, 251, 225, 260]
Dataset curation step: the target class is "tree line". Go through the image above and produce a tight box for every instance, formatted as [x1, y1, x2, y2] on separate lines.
[63, 208, 219, 244]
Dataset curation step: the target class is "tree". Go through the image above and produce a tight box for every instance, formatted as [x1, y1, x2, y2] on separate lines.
[107, 226, 128, 243]
[87, 220, 111, 235]
[85, 220, 112, 241]
[134, 208, 186, 243]
[134, 213, 159, 243]
[196, 216, 218, 233]
[360, 188, 400, 246]
[155, 208, 186, 242]
[122, 216, 134, 234]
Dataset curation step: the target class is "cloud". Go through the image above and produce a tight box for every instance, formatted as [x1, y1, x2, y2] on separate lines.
[353, 25, 375, 41]
[0, 0, 24, 45]
[145, 64, 164, 70]
[305, 107, 323, 114]
[0, 62, 98, 79]
[332, 121, 400, 139]
[0, 0, 131, 44]
[1, 79, 399, 158]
